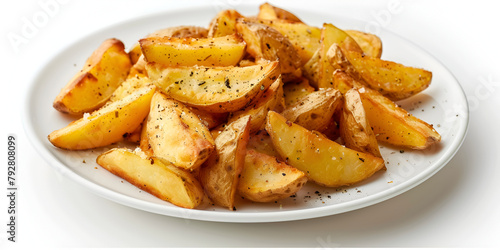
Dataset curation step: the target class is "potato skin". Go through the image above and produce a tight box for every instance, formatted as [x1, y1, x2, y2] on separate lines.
[345, 30, 382, 58]
[53, 38, 132, 115]
[199, 115, 251, 210]
[333, 70, 441, 149]
[339, 89, 382, 158]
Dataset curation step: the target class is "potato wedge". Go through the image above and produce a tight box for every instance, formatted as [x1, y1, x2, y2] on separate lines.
[238, 149, 307, 202]
[48, 85, 155, 150]
[208, 9, 243, 37]
[146, 61, 280, 113]
[226, 75, 284, 133]
[97, 148, 204, 209]
[257, 3, 303, 23]
[265, 111, 385, 187]
[345, 30, 382, 58]
[247, 130, 282, 159]
[340, 89, 382, 158]
[283, 78, 315, 107]
[140, 34, 245, 67]
[53, 38, 132, 115]
[317, 23, 363, 89]
[129, 26, 209, 64]
[235, 20, 302, 76]
[302, 48, 320, 86]
[200, 115, 251, 209]
[109, 74, 152, 102]
[281, 88, 342, 132]
[342, 49, 432, 101]
[147, 92, 215, 171]
[257, 19, 321, 64]
[333, 70, 441, 149]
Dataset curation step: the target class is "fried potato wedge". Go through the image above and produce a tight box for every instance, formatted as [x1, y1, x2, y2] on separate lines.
[200, 115, 251, 209]
[140, 34, 245, 67]
[345, 30, 382, 58]
[147, 92, 215, 171]
[265, 111, 385, 187]
[247, 130, 282, 159]
[302, 48, 320, 86]
[257, 19, 321, 64]
[340, 89, 382, 158]
[238, 149, 307, 202]
[97, 148, 204, 209]
[227, 75, 284, 133]
[316, 23, 363, 89]
[282, 88, 342, 132]
[208, 9, 243, 37]
[333, 70, 441, 149]
[146, 61, 280, 113]
[109, 74, 152, 102]
[129, 26, 208, 64]
[257, 3, 303, 23]
[283, 78, 315, 107]
[53, 38, 132, 115]
[342, 49, 432, 101]
[235, 20, 302, 76]
[48, 85, 155, 150]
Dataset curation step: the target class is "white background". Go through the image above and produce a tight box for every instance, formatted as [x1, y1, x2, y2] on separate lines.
[1, 0, 499, 248]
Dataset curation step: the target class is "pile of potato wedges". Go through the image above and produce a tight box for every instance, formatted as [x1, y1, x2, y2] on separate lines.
[48, 3, 440, 210]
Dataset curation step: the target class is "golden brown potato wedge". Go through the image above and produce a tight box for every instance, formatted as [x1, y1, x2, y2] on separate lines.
[342, 49, 432, 101]
[283, 78, 315, 107]
[200, 115, 251, 209]
[226, 75, 284, 133]
[257, 3, 303, 23]
[235, 19, 302, 76]
[97, 148, 205, 209]
[281, 88, 342, 132]
[345, 30, 382, 58]
[256, 19, 321, 64]
[238, 149, 307, 202]
[147, 92, 215, 171]
[316, 23, 363, 89]
[340, 89, 382, 158]
[129, 26, 208, 64]
[109, 74, 152, 102]
[140, 34, 245, 67]
[265, 111, 385, 187]
[208, 9, 243, 37]
[247, 130, 282, 159]
[53, 38, 132, 115]
[146, 61, 280, 113]
[48, 85, 155, 150]
[333, 70, 441, 149]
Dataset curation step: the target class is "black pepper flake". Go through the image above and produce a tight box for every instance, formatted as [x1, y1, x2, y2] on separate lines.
[359, 157, 365, 162]
[400, 150, 405, 153]
[225, 78, 231, 88]
[266, 43, 271, 49]
[232, 206, 237, 211]
[198, 81, 206, 86]
[150, 159, 155, 164]
[282, 173, 286, 176]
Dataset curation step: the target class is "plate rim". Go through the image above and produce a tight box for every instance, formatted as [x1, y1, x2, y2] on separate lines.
[22, 3, 470, 223]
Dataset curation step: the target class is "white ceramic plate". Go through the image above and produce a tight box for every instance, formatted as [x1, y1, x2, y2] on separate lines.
[23, 4, 469, 223]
